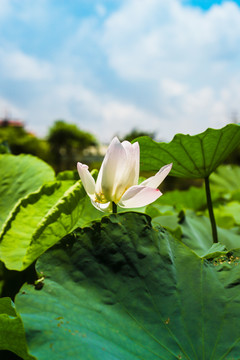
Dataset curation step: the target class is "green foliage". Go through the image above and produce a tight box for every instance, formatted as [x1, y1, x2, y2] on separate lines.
[16, 213, 240, 360]
[120, 128, 156, 142]
[48, 120, 97, 149]
[0, 155, 102, 271]
[0, 126, 49, 161]
[145, 200, 240, 257]
[0, 297, 34, 359]
[176, 211, 240, 257]
[157, 185, 221, 211]
[1, 124, 240, 359]
[0, 154, 55, 232]
[0, 178, 102, 271]
[0, 141, 11, 154]
[47, 120, 97, 172]
[210, 164, 240, 192]
[135, 123, 240, 178]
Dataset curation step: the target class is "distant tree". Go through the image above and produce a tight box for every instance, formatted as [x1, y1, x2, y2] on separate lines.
[0, 125, 50, 160]
[47, 120, 97, 172]
[120, 128, 156, 142]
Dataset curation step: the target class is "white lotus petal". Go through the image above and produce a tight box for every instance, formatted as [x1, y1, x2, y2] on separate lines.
[91, 199, 111, 213]
[140, 163, 173, 189]
[118, 185, 162, 208]
[96, 137, 127, 201]
[77, 162, 96, 199]
[113, 141, 140, 201]
[122, 141, 140, 186]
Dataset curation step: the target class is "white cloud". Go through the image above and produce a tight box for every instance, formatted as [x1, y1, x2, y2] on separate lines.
[0, 49, 52, 80]
[101, 0, 240, 82]
[0, 97, 27, 120]
[97, 0, 240, 138]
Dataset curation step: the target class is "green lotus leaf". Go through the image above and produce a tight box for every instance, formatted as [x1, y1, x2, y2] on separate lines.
[56, 170, 79, 181]
[154, 186, 223, 211]
[0, 175, 101, 271]
[209, 201, 240, 229]
[16, 213, 240, 359]
[0, 297, 34, 360]
[0, 154, 55, 232]
[144, 203, 180, 230]
[135, 123, 240, 178]
[210, 164, 240, 192]
[176, 210, 240, 256]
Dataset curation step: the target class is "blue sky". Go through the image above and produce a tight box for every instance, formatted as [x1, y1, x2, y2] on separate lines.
[0, 0, 240, 142]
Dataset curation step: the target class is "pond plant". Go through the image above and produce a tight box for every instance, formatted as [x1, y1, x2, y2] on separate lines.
[0, 123, 240, 359]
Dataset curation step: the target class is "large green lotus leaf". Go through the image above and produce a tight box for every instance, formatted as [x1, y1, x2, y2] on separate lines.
[135, 123, 240, 178]
[16, 213, 240, 359]
[0, 178, 101, 271]
[0, 297, 34, 360]
[0, 154, 55, 231]
[210, 164, 240, 192]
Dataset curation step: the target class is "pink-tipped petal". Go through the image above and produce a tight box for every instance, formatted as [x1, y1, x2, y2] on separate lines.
[118, 185, 162, 208]
[77, 162, 96, 199]
[140, 163, 172, 189]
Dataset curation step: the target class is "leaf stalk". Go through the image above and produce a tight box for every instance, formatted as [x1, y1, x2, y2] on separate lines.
[112, 202, 117, 214]
[204, 176, 218, 243]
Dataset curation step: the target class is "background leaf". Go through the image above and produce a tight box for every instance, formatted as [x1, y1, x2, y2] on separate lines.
[209, 202, 240, 229]
[0, 297, 34, 360]
[135, 124, 240, 178]
[0, 154, 55, 232]
[156, 186, 223, 211]
[16, 213, 240, 359]
[210, 164, 240, 192]
[175, 210, 240, 256]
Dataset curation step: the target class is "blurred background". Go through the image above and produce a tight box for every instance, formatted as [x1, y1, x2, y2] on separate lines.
[0, 0, 240, 172]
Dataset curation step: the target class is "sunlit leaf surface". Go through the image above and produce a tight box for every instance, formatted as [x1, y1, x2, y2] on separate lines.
[0, 154, 55, 231]
[0, 177, 101, 271]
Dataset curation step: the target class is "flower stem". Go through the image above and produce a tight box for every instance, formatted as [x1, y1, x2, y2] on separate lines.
[112, 202, 117, 214]
[204, 176, 218, 243]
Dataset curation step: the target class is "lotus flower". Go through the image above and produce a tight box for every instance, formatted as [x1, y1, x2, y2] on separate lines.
[77, 137, 172, 212]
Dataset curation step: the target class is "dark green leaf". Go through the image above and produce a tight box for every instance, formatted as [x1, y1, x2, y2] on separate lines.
[16, 213, 240, 359]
